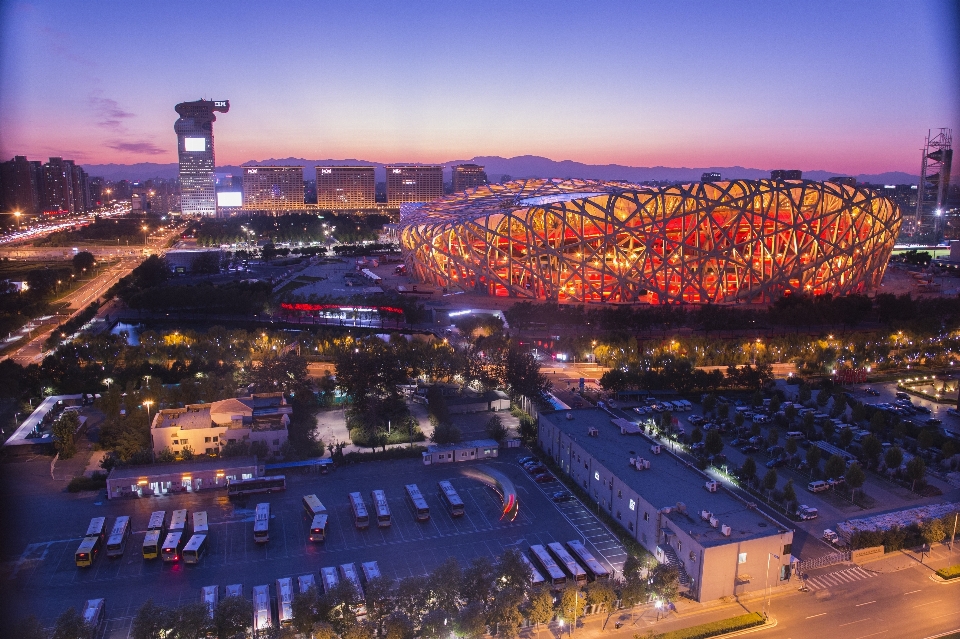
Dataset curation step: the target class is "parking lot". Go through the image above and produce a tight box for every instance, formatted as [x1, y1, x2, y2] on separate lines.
[2, 449, 626, 635]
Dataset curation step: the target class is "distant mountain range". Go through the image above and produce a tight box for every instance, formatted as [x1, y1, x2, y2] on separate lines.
[81, 155, 920, 185]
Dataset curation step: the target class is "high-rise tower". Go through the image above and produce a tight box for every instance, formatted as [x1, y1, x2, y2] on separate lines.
[174, 99, 229, 216]
[916, 128, 953, 232]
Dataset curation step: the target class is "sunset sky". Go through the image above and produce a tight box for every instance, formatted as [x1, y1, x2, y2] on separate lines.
[1, 0, 957, 175]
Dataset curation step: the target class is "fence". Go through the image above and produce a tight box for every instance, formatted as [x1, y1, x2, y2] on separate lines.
[797, 550, 851, 573]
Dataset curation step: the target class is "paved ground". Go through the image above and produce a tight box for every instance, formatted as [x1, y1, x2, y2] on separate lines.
[2, 448, 626, 635]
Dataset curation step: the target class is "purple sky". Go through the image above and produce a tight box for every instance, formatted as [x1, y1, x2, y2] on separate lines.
[1, 0, 958, 175]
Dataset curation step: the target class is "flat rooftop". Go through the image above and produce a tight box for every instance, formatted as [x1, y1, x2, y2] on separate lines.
[542, 409, 789, 546]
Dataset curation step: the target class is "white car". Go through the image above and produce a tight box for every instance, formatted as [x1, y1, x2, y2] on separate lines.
[796, 505, 819, 520]
[823, 529, 839, 544]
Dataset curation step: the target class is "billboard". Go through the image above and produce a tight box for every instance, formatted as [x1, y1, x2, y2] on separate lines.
[217, 192, 242, 207]
[184, 137, 206, 152]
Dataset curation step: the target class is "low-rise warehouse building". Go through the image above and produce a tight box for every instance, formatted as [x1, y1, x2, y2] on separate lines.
[538, 409, 793, 602]
[422, 439, 499, 464]
[106, 456, 261, 499]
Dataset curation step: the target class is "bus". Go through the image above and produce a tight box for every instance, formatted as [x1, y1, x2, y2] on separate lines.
[309, 514, 328, 542]
[85, 517, 107, 544]
[361, 561, 381, 583]
[566, 540, 610, 581]
[228, 475, 286, 497]
[201, 586, 218, 620]
[183, 534, 207, 564]
[106, 516, 131, 558]
[142, 529, 162, 560]
[520, 552, 545, 586]
[254, 503, 270, 543]
[147, 511, 166, 534]
[225, 584, 243, 599]
[349, 492, 369, 529]
[170, 509, 189, 536]
[75, 536, 100, 568]
[438, 480, 465, 517]
[82, 598, 105, 636]
[298, 573, 317, 594]
[339, 563, 366, 617]
[193, 511, 208, 534]
[161, 532, 184, 562]
[405, 484, 430, 521]
[529, 544, 567, 587]
[276, 577, 294, 627]
[547, 542, 588, 585]
[303, 494, 326, 517]
[252, 584, 272, 633]
[320, 566, 339, 593]
[372, 489, 391, 527]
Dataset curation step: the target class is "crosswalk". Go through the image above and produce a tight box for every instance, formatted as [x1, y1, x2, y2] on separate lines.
[803, 566, 876, 590]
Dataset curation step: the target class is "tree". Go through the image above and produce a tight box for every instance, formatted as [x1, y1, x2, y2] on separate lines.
[418, 610, 448, 639]
[650, 564, 680, 602]
[363, 576, 395, 633]
[428, 557, 461, 616]
[733, 411, 745, 429]
[486, 415, 508, 442]
[292, 589, 319, 636]
[52, 410, 80, 459]
[838, 428, 854, 450]
[906, 456, 926, 492]
[52, 608, 86, 639]
[584, 580, 617, 626]
[740, 457, 757, 484]
[763, 468, 778, 495]
[165, 602, 210, 639]
[14, 616, 49, 639]
[460, 556, 495, 608]
[922, 518, 946, 546]
[72, 251, 96, 274]
[497, 548, 533, 594]
[869, 411, 886, 433]
[766, 427, 779, 448]
[341, 621, 375, 639]
[785, 437, 798, 456]
[312, 622, 337, 639]
[806, 445, 822, 473]
[885, 446, 904, 472]
[131, 600, 168, 639]
[454, 602, 487, 639]
[716, 403, 730, 420]
[621, 554, 644, 583]
[214, 596, 249, 639]
[382, 614, 414, 639]
[526, 587, 554, 636]
[782, 479, 796, 506]
[690, 428, 703, 445]
[702, 394, 717, 415]
[824, 454, 846, 481]
[489, 588, 524, 639]
[705, 430, 724, 456]
[559, 585, 586, 624]
[861, 435, 882, 468]
[845, 463, 866, 500]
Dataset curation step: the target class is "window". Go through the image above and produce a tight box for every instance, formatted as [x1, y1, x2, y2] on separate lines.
[643, 511, 649, 521]
[212, 436, 218, 442]
[678, 541, 682, 552]
[629, 522, 634, 531]
[273, 439, 280, 445]
[617, 511, 621, 520]
[181, 438, 189, 445]
[738, 552, 747, 564]
[205, 448, 213, 454]
[172, 440, 179, 445]
[584, 462, 588, 469]
[783, 543, 792, 555]
[205, 437, 211, 443]
[618, 489, 622, 498]
[228, 438, 236, 443]
[594, 471, 600, 481]
[629, 499, 636, 511]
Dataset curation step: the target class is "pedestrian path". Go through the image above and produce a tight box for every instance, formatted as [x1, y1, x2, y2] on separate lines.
[804, 566, 876, 590]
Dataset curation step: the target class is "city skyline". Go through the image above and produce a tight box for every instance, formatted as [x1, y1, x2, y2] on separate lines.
[1, 1, 958, 175]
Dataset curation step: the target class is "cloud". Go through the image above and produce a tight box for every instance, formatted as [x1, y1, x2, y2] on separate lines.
[90, 95, 135, 131]
[106, 141, 167, 155]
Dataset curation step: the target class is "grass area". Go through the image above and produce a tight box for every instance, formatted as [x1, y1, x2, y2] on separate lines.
[646, 612, 765, 639]
[67, 473, 107, 493]
[935, 564, 960, 580]
[0, 258, 73, 277]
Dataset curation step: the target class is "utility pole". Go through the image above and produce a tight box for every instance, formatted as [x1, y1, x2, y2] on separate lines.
[951, 512, 958, 552]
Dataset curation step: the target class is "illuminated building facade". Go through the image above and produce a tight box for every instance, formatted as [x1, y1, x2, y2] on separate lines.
[386, 165, 443, 205]
[316, 166, 376, 210]
[400, 178, 901, 304]
[242, 166, 304, 211]
[452, 164, 488, 192]
[174, 99, 229, 216]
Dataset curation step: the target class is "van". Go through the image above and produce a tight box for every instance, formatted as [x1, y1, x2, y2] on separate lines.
[82, 599, 105, 635]
[807, 480, 830, 493]
[785, 431, 805, 441]
[895, 391, 910, 400]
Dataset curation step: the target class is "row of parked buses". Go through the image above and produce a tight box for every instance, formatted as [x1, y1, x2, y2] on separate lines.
[75, 510, 210, 567]
[199, 561, 383, 632]
[526, 541, 610, 589]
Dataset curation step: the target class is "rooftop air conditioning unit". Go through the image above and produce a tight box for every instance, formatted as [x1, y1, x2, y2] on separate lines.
[709, 516, 719, 528]
[566, 412, 574, 420]
[705, 481, 719, 492]
[661, 506, 672, 514]
[650, 444, 661, 454]
[701, 510, 712, 521]
[629, 457, 636, 467]
[721, 524, 732, 536]
[676, 502, 686, 514]
[588, 427, 599, 437]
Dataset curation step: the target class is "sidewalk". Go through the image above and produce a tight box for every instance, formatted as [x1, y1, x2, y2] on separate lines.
[859, 542, 960, 575]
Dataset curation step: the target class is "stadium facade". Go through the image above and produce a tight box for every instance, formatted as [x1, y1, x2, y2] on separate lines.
[399, 178, 901, 304]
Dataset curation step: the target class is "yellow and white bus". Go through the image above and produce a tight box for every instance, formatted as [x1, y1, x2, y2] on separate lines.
[339, 563, 366, 617]
[147, 511, 166, 534]
[85, 517, 107, 545]
[547, 542, 587, 586]
[254, 503, 270, 543]
[320, 566, 339, 593]
[405, 484, 430, 521]
[372, 489, 391, 528]
[183, 534, 207, 564]
[225, 584, 243, 599]
[142, 529, 163, 560]
[298, 573, 316, 594]
[302, 494, 326, 517]
[309, 514, 328, 542]
[276, 577, 294, 627]
[529, 544, 567, 588]
[75, 536, 100, 567]
[170, 509, 189, 536]
[349, 492, 369, 530]
[438, 480, 465, 517]
[252, 584, 272, 633]
[192, 511, 208, 535]
[201, 585, 218, 620]
[105, 516, 131, 558]
[161, 532, 184, 562]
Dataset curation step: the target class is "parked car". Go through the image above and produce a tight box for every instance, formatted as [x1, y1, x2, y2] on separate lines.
[796, 505, 819, 520]
[914, 405, 931, 414]
[533, 473, 555, 483]
[740, 444, 760, 453]
[823, 529, 840, 544]
[748, 436, 763, 446]
[552, 491, 573, 502]
[926, 418, 942, 426]
[863, 387, 880, 396]
[766, 457, 788, 469]
[518, 456, 536, 465]
[766, 445, 785, 457]
[709, 453, 727, 466]
[807, 480, 830, 493]
[526, 464, 547, 475]
[691, 442, 706, 452]
[730, 437, 747, 447]
[688, 415, 704, 426]
[827, 477, 846, 488]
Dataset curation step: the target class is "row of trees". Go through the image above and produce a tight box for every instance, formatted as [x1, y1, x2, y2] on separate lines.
[600, 361, 773, 394]
[193, 214, 389, 247]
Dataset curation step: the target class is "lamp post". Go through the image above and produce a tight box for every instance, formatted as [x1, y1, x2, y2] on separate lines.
[142, 225, 148, 246]
[764, 552, 780, 619]
[143, 400, 154, 424]
[14, 211, 21, 230]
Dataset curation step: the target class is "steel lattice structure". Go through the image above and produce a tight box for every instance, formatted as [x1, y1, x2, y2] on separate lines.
[399, 178, 901, 304]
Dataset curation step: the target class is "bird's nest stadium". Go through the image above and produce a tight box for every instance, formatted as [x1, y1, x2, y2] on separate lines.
[398, 178, 901, 304]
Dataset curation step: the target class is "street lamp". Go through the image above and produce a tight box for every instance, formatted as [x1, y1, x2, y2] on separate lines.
[143, 400, 154, 424]
[764, 552, 780, 619]
[142, 225, 149, 246]
[14, 211, 21, 230]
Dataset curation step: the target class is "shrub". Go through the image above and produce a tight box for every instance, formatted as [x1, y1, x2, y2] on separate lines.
[651, 612, 765, 639]
[67, 473, 107, 493]
[936, 564, 960, 580]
